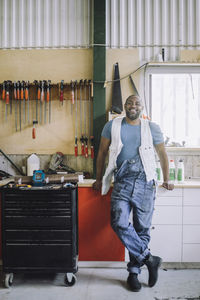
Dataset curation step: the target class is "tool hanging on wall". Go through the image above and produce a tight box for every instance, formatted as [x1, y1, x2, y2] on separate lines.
[47, 80, 51, 123]
[44, 80, 47, 124]
[111, 62, 123, 114]
[79, 79, 85, 156]
[17, 81, 21, 131]
[32, 120, 38, 139]
[40, 80, 45, 124]
[0, 80, 92, 160]
[70, 80, 74, 115]
[83, 79, 88, 158]
[74, 80, 78, 157]
[88, 80, 94, 159]
[2, 81, 6, 100]
[34, 80, 38, 122]
[13, 81, 17, 131]
[60, 80, 64, 106]
[20, 81, 25, 124]
[25, 81, 30, 124]
[9, 81, 13, 115]
[5, 80, 12, 121]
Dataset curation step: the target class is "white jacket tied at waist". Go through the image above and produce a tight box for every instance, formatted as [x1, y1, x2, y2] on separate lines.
[101, 117, 157, 195]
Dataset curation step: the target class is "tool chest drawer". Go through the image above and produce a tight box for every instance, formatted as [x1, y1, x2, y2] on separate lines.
[5, 229, 72, 242]
[4, 244, 73, 268]
[5, 215, 72, 228]
[0, 186, 78, 287]
[4, 192, 72, 208]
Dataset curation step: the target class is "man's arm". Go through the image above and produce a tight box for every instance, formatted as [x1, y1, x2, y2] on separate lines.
[154, 143, 174, 190]
[92, 136, 111, 191]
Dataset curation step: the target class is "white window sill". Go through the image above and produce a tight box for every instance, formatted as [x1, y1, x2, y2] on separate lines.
[165, 147, 200, 152]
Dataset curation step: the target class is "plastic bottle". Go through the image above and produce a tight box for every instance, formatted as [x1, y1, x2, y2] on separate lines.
[156, 160, 163, 182]
[169, 159, 176, 182]
[177, 159, 185, 183]
[27, 153, 40, 176]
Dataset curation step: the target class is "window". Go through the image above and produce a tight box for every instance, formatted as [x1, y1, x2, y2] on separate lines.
[145, 64, 200, 147]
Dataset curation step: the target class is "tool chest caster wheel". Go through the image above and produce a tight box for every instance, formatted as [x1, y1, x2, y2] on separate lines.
[64, 273, 77, 286]
[3, 273, 14, 288]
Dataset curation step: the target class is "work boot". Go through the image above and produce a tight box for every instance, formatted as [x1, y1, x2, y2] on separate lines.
[144, 254, 162, 287]
[127, 273, 141, 292]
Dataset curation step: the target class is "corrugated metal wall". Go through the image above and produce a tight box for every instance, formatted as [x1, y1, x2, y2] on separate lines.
[0, 0, 92, 49]
[106, 0, 200, 61]
[1, 0, 200, 62]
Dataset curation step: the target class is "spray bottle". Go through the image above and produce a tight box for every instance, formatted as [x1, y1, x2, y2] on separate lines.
[169, 159, 176, 182]
[177, 159, 184, 183]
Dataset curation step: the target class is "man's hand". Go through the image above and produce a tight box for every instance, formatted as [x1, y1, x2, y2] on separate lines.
[92, 180, 102, 191]
[162, 182, 174, 190]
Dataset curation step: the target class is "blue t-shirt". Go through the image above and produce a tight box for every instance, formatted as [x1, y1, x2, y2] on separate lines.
[101, 117, 164, 167]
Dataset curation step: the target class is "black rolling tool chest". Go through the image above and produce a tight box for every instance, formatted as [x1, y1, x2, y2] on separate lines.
[0, 185, 78, 288]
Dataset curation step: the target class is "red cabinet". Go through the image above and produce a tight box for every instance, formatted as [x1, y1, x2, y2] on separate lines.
[78, 187, 124, 261]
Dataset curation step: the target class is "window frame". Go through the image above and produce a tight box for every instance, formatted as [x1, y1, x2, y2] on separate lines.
[144, 63, 200, 149]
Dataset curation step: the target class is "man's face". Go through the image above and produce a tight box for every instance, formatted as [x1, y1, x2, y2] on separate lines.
[124, 96, 143, 120]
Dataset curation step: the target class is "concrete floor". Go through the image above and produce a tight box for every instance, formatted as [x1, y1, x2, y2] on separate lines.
[0, 267, 200, 300]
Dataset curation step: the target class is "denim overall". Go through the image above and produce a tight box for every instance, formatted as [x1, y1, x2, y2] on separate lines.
[111, 156, 156, 274]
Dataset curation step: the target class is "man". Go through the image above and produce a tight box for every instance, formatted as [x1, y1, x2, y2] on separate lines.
[93, 95, 174, 292]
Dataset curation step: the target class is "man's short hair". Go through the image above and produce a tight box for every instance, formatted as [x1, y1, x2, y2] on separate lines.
[125, 95, 143, 105]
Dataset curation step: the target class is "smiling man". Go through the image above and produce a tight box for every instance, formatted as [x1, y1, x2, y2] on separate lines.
[93, 95, 174, 292]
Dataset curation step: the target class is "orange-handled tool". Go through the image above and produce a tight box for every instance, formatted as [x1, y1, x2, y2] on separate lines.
[46, 82, 50, 102]
[70, 80, 74, 104]
[25, 82, 29, 100]
[37, 81, 41, 99]
[21, 81, 26, 124]
[47, 80, 51, 123]
[2, 81, 6, 100]
[14, 81, 17, 131]
[90, 136, 94, 159]
[32, 120, 38, 139]
[5, 80, 12, 105]
[20, 81, 24, 100]
[80, 136, 85, 156]
[17, 81, 21, 131]
[6, 89, 9, 104]
[41, 80, 45, 103]
[75, 137, 78, 157]
[17, 81, 20, 100]
[85, 137, 88, 158]
[60, 80, 64, 105]
[25, 81, 30, 123]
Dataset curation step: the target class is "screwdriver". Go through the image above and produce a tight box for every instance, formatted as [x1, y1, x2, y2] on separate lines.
[13, 81, 17, 131]
[17, 81, 21, 131]
[60, 80, 64, 105]
[25, 81, 30, 124]
[47, 80, 51, 123]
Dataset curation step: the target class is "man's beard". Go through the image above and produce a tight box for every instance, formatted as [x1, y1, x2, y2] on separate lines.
[126, 110, 141, 120]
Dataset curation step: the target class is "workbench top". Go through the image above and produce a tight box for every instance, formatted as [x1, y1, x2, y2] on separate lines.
[1, 178, 200, 188]
[78, 179, 200, 188]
